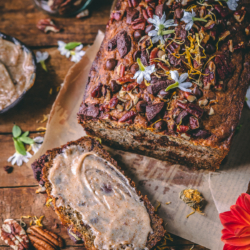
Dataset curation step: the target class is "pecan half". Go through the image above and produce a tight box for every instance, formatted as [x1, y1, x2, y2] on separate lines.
[214, 54, 234, 80]
[36, 19, 61, 33]
[27, 226, 63, 250]
[126, 7, 139, 24]
[0, 219, 29, 250]
[118, 110, 137, 123]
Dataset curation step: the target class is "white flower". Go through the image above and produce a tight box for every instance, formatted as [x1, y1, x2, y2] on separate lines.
[133, 58, 156, 84]
[181, 10, 207, 31]
[166, 70, 192, 92]
[36, 51, 49, 71]
[70, 44, 86, 63]
[58, 41, 71, 58]
[148, 13, 177, 44]
[31, 136, 44, 154]
[8, 152, 32, 167]
[246, 86, 250, 109]
[226, 0, 239, 10]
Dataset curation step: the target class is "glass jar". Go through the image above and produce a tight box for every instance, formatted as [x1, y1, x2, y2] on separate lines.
[33, 0, 93, 17]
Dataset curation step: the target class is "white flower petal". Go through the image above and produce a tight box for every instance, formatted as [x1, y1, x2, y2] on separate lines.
[152, 35, 161, 44]
[246, 86, 250, 109]
[148, 18, 156, 25]
[179, 73, 189, 83]
[160, 12, 167, 23]
[7, 154, 15, 163]
[144, 73, 151, 82]
[148, 30, 158, 37]
[133, 71, 141, 79]
[17, 157, 22, 167]
[179, 86, 192, 92]
[185, 21, 193, 31]
[75, 44, 83, 51]
[170, 70, 179, 82]
[137, 72, 144, 84]
[33, 136, 44, 143]
[180, 82, 192, 88]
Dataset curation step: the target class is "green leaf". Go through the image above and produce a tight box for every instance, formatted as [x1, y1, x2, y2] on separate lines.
[19, 137, 34, 145]
[137, 58, 145, 71]
[40, 60, 47, 71]
[165, 82, 179, 92]
[12, 125, 21, 138]
[13, 138, 26, 155]
[65, 42, 81, 50]
[21, 131, 29, 137]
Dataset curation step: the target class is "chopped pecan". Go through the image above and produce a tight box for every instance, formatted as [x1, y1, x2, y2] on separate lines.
[245, 25, 250, 36]
[192, 129, 211, 139]
[234, 7, 246, 23]
[214, 54, 234, 80]
[189, 116, 199, 130]
[175, 110, 189, 124]
[126, 7, 139, 24]
[154, 120, 167, 131]
[27, 226, 63, 250]
[175, 7, 183, 19]
[149, 47, 159, 66]
[78, 103, 99, 118]
[117, 74, 134, 84]
[109, 96, 119, 109]
[141, 49, 150, 66]
[131, 18, 147, 30]
[203, 61, 216, 90]
[91, 83, 102, 98]
[118, 110, 137, 123]
[155, 4, 165, 18]
[146, 102, 165, 121]
[214, 5, 229, 18]
[192, 86, 203, 98]
[117, 31, 131, 58]
[36, 19, 61, 33]
[67, 227, 83, 244]
[0, 219, 29, 250]
[186, 103, 204, 119]
[204, 20, 216, 30]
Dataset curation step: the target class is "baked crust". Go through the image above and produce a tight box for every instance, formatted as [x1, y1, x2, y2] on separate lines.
[78, 0, 250, 169]
[31, 136, 165, 249]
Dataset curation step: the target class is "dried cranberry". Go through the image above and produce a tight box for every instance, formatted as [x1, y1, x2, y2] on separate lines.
[91, 83, 102, 98]
[136, 100, 147, 112]
[214, 5, 229, 18]
[175, 110, 189, 124]
[106, 59, 117, 70]
[176, 125, 189, 133]
[110, 80, 121, 93]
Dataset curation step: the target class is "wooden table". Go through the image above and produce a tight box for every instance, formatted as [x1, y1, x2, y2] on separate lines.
[0, 0, 208, 249]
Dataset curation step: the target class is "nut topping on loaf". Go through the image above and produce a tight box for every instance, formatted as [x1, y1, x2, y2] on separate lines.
[78, 0, 250, 169]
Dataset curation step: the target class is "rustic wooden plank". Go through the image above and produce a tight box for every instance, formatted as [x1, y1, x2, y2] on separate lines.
[0, 134, 40, 187]
[0, 0, 112, 47]
[0, 186, 207, 250]
[0, 47, 75, 133]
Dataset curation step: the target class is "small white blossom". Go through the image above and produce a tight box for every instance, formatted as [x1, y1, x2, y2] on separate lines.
[8, 152, 32, 167]
[133, 58, 156, 84]
[70, 44, 86, 63]
[246, 86, 250, 109]
[36, 51, 49, 71]
[36, 51, 49, 63]
[58, 41, 71, 58]
[226, 0, 239, 11]
[148, 13, 177, 44]
[181, 10, 207, 31]
[166, 70, 192, 92]
[31, 136, 44, 154]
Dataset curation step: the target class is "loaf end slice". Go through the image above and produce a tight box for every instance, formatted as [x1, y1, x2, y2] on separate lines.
[32, 137, 165, 249]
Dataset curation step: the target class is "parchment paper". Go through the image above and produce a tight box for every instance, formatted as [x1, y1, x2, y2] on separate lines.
[28, 30, 250, 250]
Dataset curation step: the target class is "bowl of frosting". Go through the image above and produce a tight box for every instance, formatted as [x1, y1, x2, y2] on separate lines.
[0, 32, 36, 114]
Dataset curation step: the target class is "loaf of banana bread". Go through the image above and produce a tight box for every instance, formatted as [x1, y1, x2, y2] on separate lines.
[78, 0, 250, 169]
[31, 137, 165, 249]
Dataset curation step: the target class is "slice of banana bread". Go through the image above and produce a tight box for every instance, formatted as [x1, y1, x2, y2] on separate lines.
[31, 137, 165, 249]
[77, 0, 250, 170]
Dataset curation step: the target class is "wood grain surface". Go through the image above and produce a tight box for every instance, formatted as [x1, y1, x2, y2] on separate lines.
[0, 0, 208, 249]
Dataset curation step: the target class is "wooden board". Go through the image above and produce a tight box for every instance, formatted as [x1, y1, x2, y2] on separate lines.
[0, 0, 208, 249]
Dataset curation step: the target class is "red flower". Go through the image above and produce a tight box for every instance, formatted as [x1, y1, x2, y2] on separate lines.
[219, 193, 250, 250]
